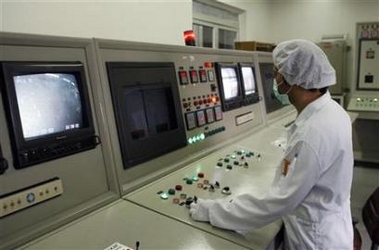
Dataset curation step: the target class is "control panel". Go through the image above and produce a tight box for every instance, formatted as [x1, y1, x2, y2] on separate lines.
[347, 95, 379, 112]
[0, 178, 63, 218]
[358, 39, 379, 90]
[177, 63, 225, 145]
[157, 148, 264, 203]
[125, 144, 282, 249]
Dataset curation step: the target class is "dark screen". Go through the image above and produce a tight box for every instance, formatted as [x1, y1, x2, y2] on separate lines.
[122, 87, 177, 140]
[13, 73, 83, 140]
[106, 62, 186, 169]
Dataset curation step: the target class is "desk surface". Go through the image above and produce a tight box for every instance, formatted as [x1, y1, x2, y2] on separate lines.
[21, 200, 249, 250]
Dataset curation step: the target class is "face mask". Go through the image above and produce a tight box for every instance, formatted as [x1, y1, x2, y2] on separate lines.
[273, 79, 291, 105]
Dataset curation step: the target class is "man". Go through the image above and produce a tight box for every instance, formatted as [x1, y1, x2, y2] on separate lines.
[189, 39, 354, 249]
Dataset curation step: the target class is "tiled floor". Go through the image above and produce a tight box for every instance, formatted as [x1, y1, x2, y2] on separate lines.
[351, 165, 379, 250]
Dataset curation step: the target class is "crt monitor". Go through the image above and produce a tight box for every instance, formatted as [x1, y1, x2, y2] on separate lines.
[106, 62, 187, 169]
[214, 62, 243, 111]
[239, 63, 259, 105]
[259, 62, 288, 114]
[0, 61, 98, 169]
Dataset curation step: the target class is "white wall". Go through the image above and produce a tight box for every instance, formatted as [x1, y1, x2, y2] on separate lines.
[223, 0, 378, 43]
[0, 0, 192, 45]
[223, 0, 379, 93]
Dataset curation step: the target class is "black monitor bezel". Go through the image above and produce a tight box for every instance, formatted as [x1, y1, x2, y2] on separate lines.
[106, 61, 187, 169]
[238, 62, 260, 105]
[0, 61, 96, 168]
[214, 62, 243, 112]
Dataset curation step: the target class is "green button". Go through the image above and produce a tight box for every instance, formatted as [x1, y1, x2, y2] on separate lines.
[168, 189, 176, 195]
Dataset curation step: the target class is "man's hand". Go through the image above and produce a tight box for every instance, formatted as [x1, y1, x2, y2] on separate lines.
[189, 198, 216, 222]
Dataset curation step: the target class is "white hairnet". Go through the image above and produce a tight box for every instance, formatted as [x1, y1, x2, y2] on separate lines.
[272, 39, 336, 89]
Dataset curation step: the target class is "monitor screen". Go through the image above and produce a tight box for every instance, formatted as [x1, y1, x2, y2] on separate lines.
[215, 63, 243, 111]
[0, 61, 97, 169]
[106, 62, 187, 169]
[241, 66, 256, 95]
[221, 67, 239, 100]
[239, 64, 259, 105]
[14, 73, 84, 140]
[122, 86, 178, 140]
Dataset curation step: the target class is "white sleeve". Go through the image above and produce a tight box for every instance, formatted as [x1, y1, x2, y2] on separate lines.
[207, 140, 321, 231]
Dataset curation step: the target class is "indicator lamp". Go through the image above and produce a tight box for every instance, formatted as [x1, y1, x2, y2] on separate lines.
[183, 30, 196, 46]
[204, 62, 213, 68]
[160, 192, 169, 200]
[192, 176, 199, 181]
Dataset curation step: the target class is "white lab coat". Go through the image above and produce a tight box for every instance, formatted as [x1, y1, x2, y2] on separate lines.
[191, 92, 354, 249]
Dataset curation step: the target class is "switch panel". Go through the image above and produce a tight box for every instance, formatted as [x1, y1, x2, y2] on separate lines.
[347, 95, 379, 112]
[358, 39, 379, 90]
[0, 178, 63, 218]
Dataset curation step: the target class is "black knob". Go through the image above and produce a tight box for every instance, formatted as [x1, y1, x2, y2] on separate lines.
[210, 84, 217, 92]
[185, 197, 194, 207]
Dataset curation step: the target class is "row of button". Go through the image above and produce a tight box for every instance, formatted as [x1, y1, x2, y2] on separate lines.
[178, 69, 215, 85]
[354, 103, 379, 107]
[203, 126, 225, 138]
[185, 106, 223, 130]
[356, 97, 378, 102]
[182, 96, 220, 109]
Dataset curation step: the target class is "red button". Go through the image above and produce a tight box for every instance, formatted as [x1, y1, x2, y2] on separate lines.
[173, 198, 180, 204]
[175, 185, 183, 191]
[198, 172, 204, 178]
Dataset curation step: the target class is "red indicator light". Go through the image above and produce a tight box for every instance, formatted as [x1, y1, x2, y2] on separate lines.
[183, 30, 196, 46]
[204, 62, 213, 68]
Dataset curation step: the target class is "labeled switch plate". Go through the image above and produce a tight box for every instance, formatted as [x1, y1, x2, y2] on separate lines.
[104, 242, 134, 250]
[0, 178, 63, 218]
[236, 112, 254, 125]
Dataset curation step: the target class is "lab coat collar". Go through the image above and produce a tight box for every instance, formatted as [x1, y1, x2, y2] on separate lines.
[292, 91, 331, 128]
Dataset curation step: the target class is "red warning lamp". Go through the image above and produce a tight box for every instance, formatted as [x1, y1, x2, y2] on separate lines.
[204, 62, 213, 68]
[183, 30, 196, 46]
